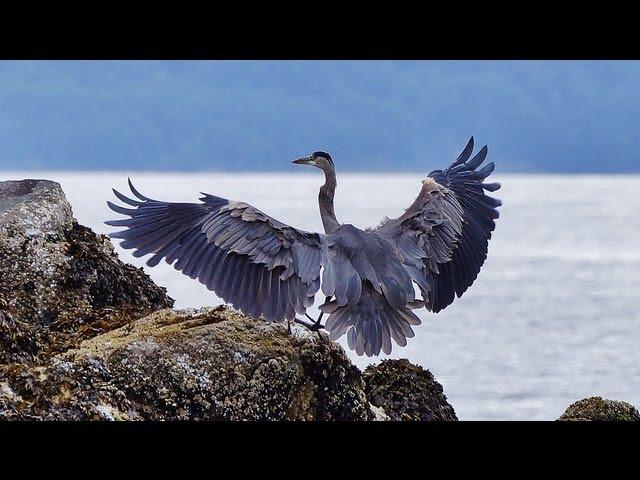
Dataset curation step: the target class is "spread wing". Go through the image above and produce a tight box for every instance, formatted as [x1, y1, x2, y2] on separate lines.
[106, 179, 323, 321]
[375, 137, 501, 312]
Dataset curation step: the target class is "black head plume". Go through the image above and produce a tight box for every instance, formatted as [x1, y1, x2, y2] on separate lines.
[312, 151, 333, 165]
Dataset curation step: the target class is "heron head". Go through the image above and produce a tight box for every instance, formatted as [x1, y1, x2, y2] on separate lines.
[292, 151, 334, 171]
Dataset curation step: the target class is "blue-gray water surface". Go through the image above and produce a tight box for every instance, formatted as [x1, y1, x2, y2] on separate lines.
[5, 171, 638, 420]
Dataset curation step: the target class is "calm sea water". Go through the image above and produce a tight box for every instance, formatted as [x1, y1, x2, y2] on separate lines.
[4, 171, 639, 420]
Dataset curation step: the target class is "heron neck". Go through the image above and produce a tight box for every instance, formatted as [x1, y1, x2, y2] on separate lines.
[319, 168, 340, 234]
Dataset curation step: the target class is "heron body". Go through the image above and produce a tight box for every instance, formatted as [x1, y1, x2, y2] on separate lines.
[106, 137, 501, 356]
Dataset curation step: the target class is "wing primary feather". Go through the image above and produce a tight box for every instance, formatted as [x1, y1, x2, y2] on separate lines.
[450, 137, 474, 167]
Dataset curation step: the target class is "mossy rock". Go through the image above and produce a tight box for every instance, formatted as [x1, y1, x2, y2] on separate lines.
[558, 396, 640, 421]
[363, 358, 457, 421]
[0, 306, 375, 420]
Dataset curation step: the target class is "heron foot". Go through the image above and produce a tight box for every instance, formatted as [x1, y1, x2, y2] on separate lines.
[293, 317, 325, 332]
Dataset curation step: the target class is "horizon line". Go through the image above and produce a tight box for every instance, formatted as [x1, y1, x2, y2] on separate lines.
[2, 168, 640, 176]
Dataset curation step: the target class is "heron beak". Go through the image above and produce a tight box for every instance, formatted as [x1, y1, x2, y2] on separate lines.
[292, 155, 315, 166]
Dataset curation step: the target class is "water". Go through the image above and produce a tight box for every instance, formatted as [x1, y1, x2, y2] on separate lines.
[3, 171, 639, 420]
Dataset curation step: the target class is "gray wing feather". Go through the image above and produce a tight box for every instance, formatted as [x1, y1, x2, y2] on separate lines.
[375, 137, 502, 313]
[106, 180, 323, 321]
[427, 138, 501, 311]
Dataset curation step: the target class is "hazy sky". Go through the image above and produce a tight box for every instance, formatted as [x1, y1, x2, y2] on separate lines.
[0, 60, 638, 172]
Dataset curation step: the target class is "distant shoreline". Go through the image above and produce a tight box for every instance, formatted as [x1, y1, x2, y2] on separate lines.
[3, 170, 640, 176]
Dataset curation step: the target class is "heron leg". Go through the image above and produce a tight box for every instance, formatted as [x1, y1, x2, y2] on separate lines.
[312, 311, 326, 341]
[314, 295, 331, 326]
[287, 319, 292, 335]
[315, 328, 326, 343]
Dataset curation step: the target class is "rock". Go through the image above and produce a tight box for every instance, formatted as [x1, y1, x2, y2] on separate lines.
[0, 179, 73, 239]
[363, 359, 458, 421]
[0, 306, 374, 420]
[369, 403, 390, 421]
[0, 179, 173, 362]
[0, 178, 454, 421]
[557, 397, 640, 421]
[0, 308, 46, 365]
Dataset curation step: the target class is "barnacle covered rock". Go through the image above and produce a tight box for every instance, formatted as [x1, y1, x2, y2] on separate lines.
[0, 179, 173, 361]
[0, 306, 374, 420]
[557, 396, 640, 421]
[363, 358, 458, 421]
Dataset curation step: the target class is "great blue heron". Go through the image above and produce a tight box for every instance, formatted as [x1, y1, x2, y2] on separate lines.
[106, 137, 501, 356]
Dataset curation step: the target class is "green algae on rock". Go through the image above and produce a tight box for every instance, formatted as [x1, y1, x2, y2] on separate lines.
[557, 396, 640, 421]
[0, 306, 374, 420]
[363, 358, 458, 421]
